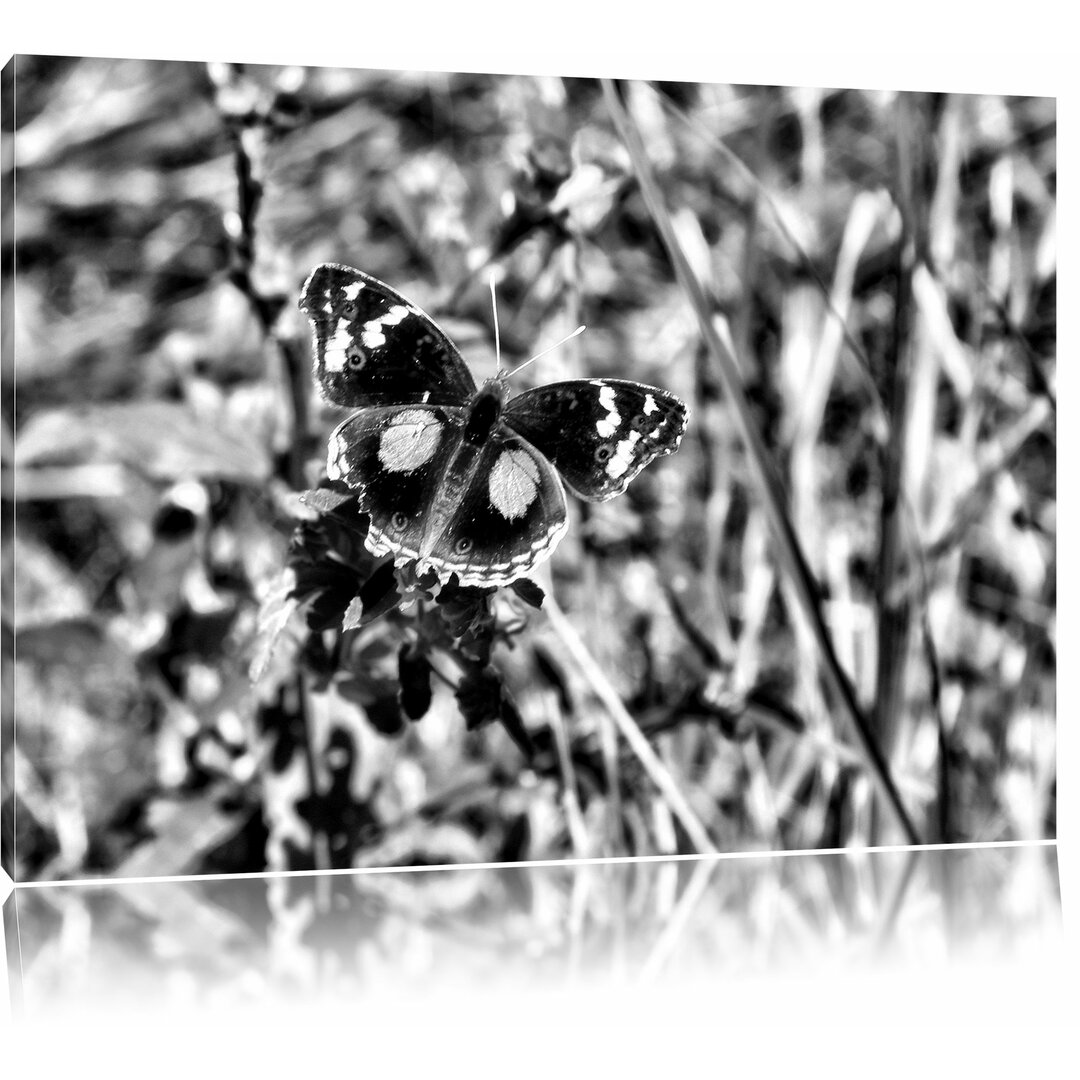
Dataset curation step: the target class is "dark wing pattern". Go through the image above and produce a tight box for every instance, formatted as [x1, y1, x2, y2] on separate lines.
[429, 432, 568, 587]
[327, 404, 468, 563]
[327, 405, 568, 587]
[503, 379, 688, 502]
[300, 264, 477, 408]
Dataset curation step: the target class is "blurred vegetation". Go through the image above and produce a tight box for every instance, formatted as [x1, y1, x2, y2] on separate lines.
[2, 57, 1055, 880]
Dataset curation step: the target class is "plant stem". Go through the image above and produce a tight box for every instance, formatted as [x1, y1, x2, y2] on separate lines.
[544, 591, 718, 855]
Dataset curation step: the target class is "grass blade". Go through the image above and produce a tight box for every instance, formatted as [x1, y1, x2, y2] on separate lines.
[603, 79, 920, 846]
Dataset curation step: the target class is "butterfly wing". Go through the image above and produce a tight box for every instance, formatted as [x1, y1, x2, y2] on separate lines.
[327, 404, 469, 562]
[424, 432, 568, 587]
[300, 263, 477, 408]
[503, 379, 688, 502]
[328, 404, 567, 587]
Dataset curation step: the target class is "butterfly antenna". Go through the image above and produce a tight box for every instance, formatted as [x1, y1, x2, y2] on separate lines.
[489, 273, 503, 374]
[505, 324, 587, 379]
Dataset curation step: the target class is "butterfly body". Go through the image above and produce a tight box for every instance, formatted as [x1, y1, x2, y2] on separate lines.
[301, 264, 687, 587]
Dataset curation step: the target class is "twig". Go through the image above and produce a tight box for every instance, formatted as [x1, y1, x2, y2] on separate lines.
[297, 672, 331, 873]
[543, 591, 718, 855]
[207, 64, 328, 871]
[869, 95, 922, 842]
[923, 609, 951, 844]
[208, 63, 310, 491]
[543, 690, 591, 859]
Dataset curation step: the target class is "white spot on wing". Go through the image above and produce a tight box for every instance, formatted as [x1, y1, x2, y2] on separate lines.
[488, 447, 541, 520]
[606, 431, 642, 479]
[342, 281, 365, 301]
[360, 303, 412, 350]
[377, 409, 442, 473]
[324, 321, 354, 372]
[643, 393, 658, 415]
[596, 382, 621, 439]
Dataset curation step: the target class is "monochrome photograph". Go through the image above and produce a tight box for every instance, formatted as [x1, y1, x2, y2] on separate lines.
[3, 57, 1056, 885]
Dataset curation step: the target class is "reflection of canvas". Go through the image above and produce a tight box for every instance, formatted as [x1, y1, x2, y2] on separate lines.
[3, 58, 1056, 882]
[4, 846, 1063, 1017]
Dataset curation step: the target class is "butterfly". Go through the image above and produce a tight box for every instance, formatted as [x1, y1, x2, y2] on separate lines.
[300, 263, 688, 588]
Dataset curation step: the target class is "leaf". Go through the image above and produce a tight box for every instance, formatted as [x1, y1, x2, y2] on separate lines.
[509, 577, 545, 608]
[453, 663, 533, 756]
[287, 505, 400, 629]
[354, 559, 402, 625]
[455, 627, 492, 666]
[249, 569, 301, 683]
[291, 564, 359, 632]
[398, 643, 433, 721]
[305, 582, 355, 632]
[15, 401, 272, 483]
[113, 790, 242, 878]
[16, 621, 156, 837]
[436, 584, 495, 639]
[16, 616, 111, 668]
[455, 664, 502, 730]
[301, 487, 356, 515]
[338, 680, 405, 737]
[342, 596, 365, 632]
[495, 691, 534, 760]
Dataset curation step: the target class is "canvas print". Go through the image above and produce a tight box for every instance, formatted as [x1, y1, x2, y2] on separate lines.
[2, 57, 1056, 881]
